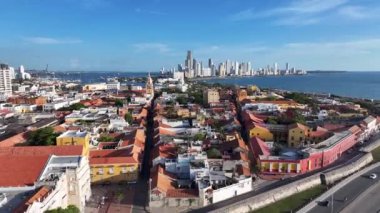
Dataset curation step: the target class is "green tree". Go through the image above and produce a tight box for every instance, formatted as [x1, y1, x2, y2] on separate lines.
[27, 127, 58, 146]
[69, 103, 86, 110]
[116, 190, 124, 210]
[45, 205, 80, 213]
[115, 99, 124, 107]
[193, 132, 206, 141]
[98, 135, 115, 142]
[176, 96, 188, 105]
[207, 148, 222, 159]
[124, 112, 134, 124]
[266, 116, 278, 124]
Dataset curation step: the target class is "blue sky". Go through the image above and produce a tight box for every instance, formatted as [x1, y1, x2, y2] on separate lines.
[1, 0, 380, 71]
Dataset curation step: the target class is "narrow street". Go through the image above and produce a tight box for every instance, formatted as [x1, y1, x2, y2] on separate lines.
[131, 96, 157, 213]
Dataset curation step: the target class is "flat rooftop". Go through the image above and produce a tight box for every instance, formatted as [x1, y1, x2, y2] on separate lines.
[57, 130, 88, 138]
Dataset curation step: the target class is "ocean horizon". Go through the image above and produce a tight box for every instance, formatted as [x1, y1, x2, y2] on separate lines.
[51, 71, 380, 100]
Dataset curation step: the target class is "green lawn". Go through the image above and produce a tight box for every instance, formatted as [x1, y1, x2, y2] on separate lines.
[371, 146, 380, 162]
[252, 185, 327, 213]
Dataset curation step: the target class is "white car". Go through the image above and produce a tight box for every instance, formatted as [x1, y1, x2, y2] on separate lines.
[369, 173, 377, 179]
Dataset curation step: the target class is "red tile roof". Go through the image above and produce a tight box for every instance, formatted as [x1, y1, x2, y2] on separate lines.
[0, 145, 84, 156]
[89, 149, 138, 165]
[250, 137, 271, 157]
[166, 189, 198, 198]
[14, 186, 52, 213]
[0, 155, 49, 187]
[0, 132, 28, 147]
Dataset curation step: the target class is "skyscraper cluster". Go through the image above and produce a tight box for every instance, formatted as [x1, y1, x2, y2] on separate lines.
[172, 50, 306, 78]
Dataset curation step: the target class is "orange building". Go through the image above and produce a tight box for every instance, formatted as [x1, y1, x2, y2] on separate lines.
[8, 96, 47, 106]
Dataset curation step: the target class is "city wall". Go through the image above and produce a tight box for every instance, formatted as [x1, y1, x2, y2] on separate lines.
[320, 152, 373, 185]
[360, 138, 380, 152]
[208, 153, 374, 213]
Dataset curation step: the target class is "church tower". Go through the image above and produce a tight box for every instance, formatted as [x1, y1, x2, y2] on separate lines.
[146, 73, 154, 97]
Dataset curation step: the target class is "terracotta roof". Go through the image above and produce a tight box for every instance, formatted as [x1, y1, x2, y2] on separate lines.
[89, 149, 138, 165]
[288, 123, 309, 131]
[159, 127, 176, 136]
[53, 125, 67, 133]
[348, 125, 362, 135]
[166, 189, 198, 198]
[309, 127, 330, 138]
[153, 144, 178, 159]
[0, 132, 28, 147]
[0, 155, 49, 187]
[90, 157, 137, 165]
[14, 186, 52, 213]
[0, 145, 83, 156]
[151, 165, 176, 194]
[250, 137, 271, 156]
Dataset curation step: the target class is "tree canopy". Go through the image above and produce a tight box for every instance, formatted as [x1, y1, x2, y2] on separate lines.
[27, 127, 58, 146]
[45, 205, 80, 213]
[114, 99, 124, 107]
[124, 112, 134, 124]
[98, 135, 115, 142]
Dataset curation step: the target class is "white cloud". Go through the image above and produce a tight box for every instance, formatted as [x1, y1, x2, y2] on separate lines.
[338, 5, 380, 19]
[229, 0, 348, 26]
[24, 37, 82, 44]
[133, 43, 170, 53]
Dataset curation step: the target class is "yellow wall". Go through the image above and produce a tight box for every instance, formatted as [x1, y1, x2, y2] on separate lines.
[288, 127, 309, 147]
[90, 163, 139, 183]
[249, 127, 273, 141]
[56, 134, 90, 156]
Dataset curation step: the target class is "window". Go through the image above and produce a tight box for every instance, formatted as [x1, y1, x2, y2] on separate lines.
[291, 136, 294, 140]
[98, 168, 103, 175]
[69, 184, 75, 192]
[109, 167, 114, 174]
[299, 137, 303, 141]
[122, 167, 127, 174]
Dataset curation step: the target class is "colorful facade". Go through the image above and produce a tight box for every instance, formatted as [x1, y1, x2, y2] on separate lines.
[248, 124, 274, 141]
[89, 150, 140, 183]
[56, 130, 90, 156]
[288, 123, 310, 147]
[250, 128, 359, 175]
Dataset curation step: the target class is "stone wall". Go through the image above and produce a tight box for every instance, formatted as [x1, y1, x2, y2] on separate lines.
[207, 153, 374, 213]
[209, 173, 321, 213]
[320, 152, 373, 185]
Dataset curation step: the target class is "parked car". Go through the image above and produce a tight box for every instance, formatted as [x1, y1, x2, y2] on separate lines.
[369, 173, 377, 179]
[319, 200, 330, 207]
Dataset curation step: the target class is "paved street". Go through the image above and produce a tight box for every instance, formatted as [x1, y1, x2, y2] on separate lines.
[341, 181, 380, 213]
[308, 165, 380, 213]
[85, 184, 139, 213]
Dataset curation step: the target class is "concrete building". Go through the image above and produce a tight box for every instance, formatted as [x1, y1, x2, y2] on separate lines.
[203, 89, 220, 105]
[0, 64, 12, 97]
[82, 83, 107, 91]
[56, 130, 90, 156]
[0, 146, 91, 212]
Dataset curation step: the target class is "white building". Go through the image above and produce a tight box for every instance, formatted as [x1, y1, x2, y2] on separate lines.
[0, 155, 91, 213]
[0, 64, 12, 98]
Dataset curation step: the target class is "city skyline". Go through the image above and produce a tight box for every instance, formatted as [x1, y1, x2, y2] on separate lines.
[1, 0, 380, 71]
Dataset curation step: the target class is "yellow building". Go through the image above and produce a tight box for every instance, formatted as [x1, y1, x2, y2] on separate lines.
[89, 150, 140, 183]
[248, 124, 274, 141]
[288, 123, 310, 147]
[56, 130, 90, 156]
